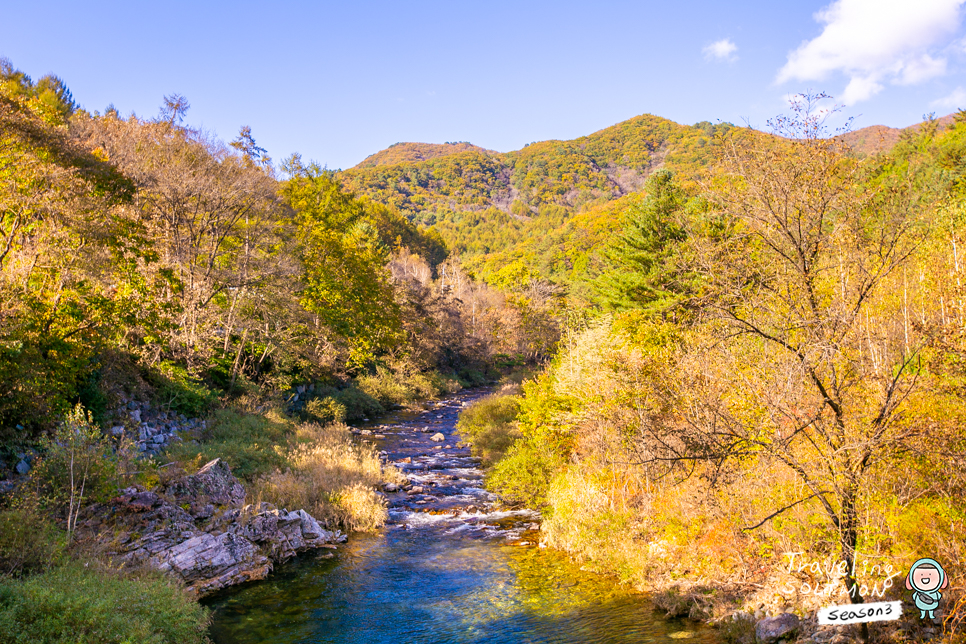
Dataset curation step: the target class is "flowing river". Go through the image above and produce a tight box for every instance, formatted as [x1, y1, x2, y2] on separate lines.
[204, 389, 718, 643]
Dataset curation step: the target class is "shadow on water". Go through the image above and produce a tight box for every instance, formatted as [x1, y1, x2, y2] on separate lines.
[204, 390, 720, 644]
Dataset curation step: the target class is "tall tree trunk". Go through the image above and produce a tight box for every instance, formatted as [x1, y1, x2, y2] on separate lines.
[841, 485, 870, 641]
[230, 327, 248, 389]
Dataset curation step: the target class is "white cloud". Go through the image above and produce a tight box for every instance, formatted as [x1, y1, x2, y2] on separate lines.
[704, 38, 738, 62]
[777, 0, 966, 104]
[841, 75, 883, 104]
[931, 87, 966, 109]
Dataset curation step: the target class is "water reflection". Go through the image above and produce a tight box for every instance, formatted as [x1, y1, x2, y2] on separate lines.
[205, 391, 717, 643]
[205, 529, 715, 644]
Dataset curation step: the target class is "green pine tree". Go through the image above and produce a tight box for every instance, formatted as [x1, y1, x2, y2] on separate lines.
[593, 170, 691, 316]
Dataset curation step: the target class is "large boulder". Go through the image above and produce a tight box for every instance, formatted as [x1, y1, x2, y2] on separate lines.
[164, 458, 246, 515]
[755, 613, 800, 643]
[156, 532, 272, 596]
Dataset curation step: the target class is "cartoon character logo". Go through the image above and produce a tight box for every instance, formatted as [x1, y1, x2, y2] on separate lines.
[905, 558, 948, 620]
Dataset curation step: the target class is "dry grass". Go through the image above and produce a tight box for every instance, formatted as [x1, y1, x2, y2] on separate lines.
[254, 422, 405, 531]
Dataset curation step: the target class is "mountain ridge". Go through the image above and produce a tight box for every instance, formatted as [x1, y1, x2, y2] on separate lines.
[337, 111, 958, 269]
[354, 141, 496, 168]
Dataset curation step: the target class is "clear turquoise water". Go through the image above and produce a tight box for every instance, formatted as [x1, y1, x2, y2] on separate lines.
[204, 392, 718, 644]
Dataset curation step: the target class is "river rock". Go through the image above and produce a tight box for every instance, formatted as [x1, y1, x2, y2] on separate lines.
[155, 532, 271, 596]
[430, 433, 445, 442]
[755, 613, 799, 643]
[77, 458, 342, 597]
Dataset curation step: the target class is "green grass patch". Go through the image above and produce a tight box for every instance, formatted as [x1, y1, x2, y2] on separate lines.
[148, 361, 217, 417]
[0, 562, 210, 643]
[164, 407, 290, 483]
[0, 510, 66, 578]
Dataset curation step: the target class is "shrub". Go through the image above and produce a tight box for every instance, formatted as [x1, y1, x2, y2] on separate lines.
[303, 396, 347, 425]
[486, 436, 566, 507]
[358, 367, 410, 407]
[456, 391, 521, 466]
[334, 483, 388, 532]
[497, 365, 537, 386]
[0, 510, 65, 577]
[717, 612, 757, 644]
[19, 406, 120, 541]
[331, 386, 384, 421]
[455, 367, 487, 387]
[148, 360, 217, 417]
[0, 562, 210, 643]
[437, 373, 464, 394]
[406, 372, 439, 400]
[75, 369, 110, 428]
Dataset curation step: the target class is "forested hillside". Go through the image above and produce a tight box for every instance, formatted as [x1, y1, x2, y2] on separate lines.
[340, 112, 954, 303]
[337, 115, 731, 259]
[0, 61, 565, 442]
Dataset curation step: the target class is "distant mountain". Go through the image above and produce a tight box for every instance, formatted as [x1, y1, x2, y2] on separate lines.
[354, 142, 494, 168]
[338, 115, 730, 256]
[339, 111, 960, 288]
[838, 113, 956, 157]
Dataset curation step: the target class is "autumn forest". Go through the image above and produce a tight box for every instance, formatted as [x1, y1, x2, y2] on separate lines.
[1, 57, 965, 644]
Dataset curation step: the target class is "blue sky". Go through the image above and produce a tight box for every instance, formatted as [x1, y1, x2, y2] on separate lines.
[4, 0, 966, 169]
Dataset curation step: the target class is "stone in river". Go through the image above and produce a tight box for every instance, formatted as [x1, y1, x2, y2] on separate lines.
[430, 433, 445, 442]
[755, 613, 799, 644]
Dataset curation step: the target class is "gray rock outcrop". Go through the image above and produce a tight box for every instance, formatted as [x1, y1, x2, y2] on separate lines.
[78, 458, 344, 597]
[109, 398, 205, 455]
